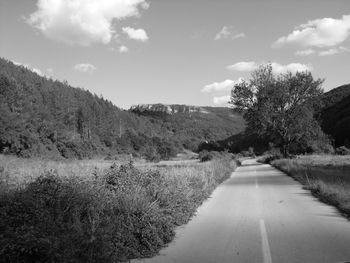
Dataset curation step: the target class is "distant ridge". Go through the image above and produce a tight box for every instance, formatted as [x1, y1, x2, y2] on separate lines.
[320, 83, 350, 147]
[130, 104, 210, 114]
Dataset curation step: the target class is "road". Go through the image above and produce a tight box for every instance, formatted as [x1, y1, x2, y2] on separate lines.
[135, 159, 350, 263]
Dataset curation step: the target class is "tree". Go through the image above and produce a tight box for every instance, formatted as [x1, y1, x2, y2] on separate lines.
[230, 64, 325, 157]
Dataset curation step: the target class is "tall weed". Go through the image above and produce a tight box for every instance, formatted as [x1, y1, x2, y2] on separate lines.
[0, 155, 237, 262]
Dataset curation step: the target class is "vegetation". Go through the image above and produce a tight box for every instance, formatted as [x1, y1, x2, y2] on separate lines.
[320, 84, 350, 148]
[270, 155, 350, 218]
[130, 105, 244, 152]
[0, 58, 243, 160]
[230, 64, 329, 157]
[0, 154, 237, 262]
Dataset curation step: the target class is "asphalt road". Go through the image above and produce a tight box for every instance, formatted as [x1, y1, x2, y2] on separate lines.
[135, 159, 350, 263]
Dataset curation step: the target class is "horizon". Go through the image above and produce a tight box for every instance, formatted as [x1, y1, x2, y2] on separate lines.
[1, 0, 350, 109]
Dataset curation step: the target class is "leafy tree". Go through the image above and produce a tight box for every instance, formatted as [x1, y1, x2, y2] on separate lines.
[230, 64, 326, 157]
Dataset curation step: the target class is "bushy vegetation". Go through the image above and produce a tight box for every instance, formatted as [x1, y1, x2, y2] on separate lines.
[271, 156, 350, 218]
[0, 155, 237, 262]
[198, 150, 235, 162]
[335, 146, 350, 155]
[230, 64, 330, 157]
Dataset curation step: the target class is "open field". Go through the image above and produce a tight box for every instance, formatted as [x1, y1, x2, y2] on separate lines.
[270, 155, 350, 218]
[0, 154, 237, 262]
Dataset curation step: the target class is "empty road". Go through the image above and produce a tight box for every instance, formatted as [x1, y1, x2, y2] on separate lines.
[135, 159, 350, 263]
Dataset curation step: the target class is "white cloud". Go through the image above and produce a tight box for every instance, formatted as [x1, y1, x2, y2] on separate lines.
[73, 63, 96, 73]
[273, 15, 350, 48]
[122, 27, 148, 42]
[295, 49, 316, 56]
[215, 26, 245, 40]
[202, 78, 244, 93]
[231, 33, 246, 40]
[119, 45, 129, 53]
[226, 61, 258, 72]
[32, 68, 44, 76]
[270, 62, 311, 74]
[318, 46, 348, 56]
[27, 0, 149, 46]
[227, 61, 311, 74]
[213, 95, 231, 105]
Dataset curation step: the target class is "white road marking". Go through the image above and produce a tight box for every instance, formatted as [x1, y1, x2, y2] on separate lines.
[255, 178, 258, 189]
[259, 219, 273, 263]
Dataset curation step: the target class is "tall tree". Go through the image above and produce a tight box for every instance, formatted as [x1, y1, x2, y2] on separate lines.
[230, 64, 325, 157]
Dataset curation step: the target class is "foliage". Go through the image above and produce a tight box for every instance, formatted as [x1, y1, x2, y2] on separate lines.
[198, 150, 233, 162]
[0, 157, 237, 262]
[335, 146, 350, 155]
[230, 64, 328, 157]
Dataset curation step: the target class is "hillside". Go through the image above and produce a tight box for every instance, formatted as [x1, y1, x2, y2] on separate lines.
[321, 84, 350, 110]
[0, 58, 244, 159]
[130, 104, 244, 151]
[320, 84, 350, 147]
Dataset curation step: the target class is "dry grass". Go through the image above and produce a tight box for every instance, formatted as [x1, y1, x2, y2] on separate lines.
[271, 155, 350, 217]
[0, 154, 237, 262]
[0, 154, 117, 190]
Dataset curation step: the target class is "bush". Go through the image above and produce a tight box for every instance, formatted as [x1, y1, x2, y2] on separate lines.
[198, 150, 232, 162]
[258, 147, 283, 163]
[0, 158, 237, 262]
[335, 146, 350, 155]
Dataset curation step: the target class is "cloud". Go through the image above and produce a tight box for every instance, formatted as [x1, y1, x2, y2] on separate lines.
[226, 61, 258, 72]
[119, 45, 129, 53]
[73, 63, 96, 73]
[215, 26, 245, 40]
[273, 15, 350, 48]
[227, 61, 311, 74]
[318, 46, 348, 56]
[270, 62, 311, 74]
[295, 49, 316, 56]
[231, 33, 246, 40]
[202, 78, 244, 93]
[213, 95, 231, 105]
[122, 27, 148, 42]
[32, 68, 44, 76]
[27, 0, 149, 46]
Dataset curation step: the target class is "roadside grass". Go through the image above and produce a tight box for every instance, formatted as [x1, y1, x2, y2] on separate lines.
[0, 154, 237, 262]
[270, 155, 350, 218]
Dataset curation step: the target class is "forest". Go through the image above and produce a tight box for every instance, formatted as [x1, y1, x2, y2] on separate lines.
[0, 58, 244, 160]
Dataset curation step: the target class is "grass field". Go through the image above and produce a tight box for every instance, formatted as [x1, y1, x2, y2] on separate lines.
[0, 154, 237, 262]
[271, 155, 350, 218]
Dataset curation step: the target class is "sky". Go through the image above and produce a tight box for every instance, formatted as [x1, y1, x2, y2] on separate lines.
[1, 0, 350, 109]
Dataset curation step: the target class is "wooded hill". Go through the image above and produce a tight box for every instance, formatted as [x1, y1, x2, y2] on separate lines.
[0, 58, 244, 160]
[321, 84, 350, 147]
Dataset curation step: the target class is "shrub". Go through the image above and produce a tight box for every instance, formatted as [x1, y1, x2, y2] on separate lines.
[258, 148, 283, 163]
[198, 150, 231, 162]
[0, 158, 237, 262]
[335, 146, 350, 155]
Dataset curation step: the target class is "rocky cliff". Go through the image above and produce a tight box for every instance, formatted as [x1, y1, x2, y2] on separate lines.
[130, 104, 210, 114]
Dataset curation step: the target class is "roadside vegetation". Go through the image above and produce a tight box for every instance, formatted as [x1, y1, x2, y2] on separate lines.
[0, 154, 237, 262]
[269, 155, 350, 218]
